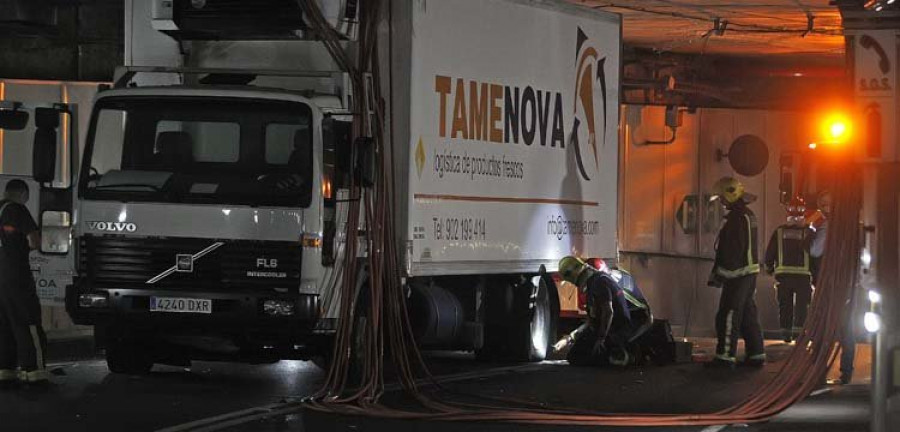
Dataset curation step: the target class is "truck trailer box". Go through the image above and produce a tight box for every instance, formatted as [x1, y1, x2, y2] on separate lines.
[392, 0, 621, 276]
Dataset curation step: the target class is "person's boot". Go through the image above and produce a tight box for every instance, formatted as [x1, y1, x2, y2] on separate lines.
[17, 369, 51, 386]
[782, 328, 793, 344]
[0, 369, 18, 389]
[705, 355, 736, 369]
[740, 353, 767, 368]
[608, 347, 631, 367]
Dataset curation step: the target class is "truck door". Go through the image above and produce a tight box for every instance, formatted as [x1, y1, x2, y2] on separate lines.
[0, 101, 77, 306]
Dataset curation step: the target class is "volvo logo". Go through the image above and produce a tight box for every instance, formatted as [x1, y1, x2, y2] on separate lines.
[146, 242, 225, 284]
[87, 221, 137, 232]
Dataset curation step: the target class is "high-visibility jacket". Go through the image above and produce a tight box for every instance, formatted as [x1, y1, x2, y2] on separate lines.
[713, 203, 760, 280]
[764, 224, 813, 276]
[581, 268, 649, 324]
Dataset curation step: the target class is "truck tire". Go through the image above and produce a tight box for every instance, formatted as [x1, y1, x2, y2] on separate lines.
[477, 275, 556, 362]
[105, 338, 154, 375]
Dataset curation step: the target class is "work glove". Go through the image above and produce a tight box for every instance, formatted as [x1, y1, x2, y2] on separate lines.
[553, 334, 574, 353]
[707, 271, 723, 288]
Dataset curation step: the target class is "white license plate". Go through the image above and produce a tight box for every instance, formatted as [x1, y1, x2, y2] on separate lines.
[149, 297, 212, 314]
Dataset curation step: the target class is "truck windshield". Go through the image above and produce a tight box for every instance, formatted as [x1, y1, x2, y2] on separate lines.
[81, 96, 313, 207]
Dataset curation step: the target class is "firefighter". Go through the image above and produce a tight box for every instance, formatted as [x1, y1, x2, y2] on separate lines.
[556, 256, 653, 367]
[764, 197, 814, 343]
[707, 177, 766, 368]
[0, 180, 48, 386]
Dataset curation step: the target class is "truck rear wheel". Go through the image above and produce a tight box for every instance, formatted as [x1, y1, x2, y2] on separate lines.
[105, 337, 154, 375]
[477, 275, 556, 362]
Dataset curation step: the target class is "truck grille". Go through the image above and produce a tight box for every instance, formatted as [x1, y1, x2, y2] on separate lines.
[79, 235, 303, 291]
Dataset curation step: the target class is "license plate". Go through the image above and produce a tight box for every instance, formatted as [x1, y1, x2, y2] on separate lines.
[149, 297, 212, 314]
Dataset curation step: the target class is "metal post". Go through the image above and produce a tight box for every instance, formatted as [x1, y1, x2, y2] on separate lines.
[872, 327, 888, 432]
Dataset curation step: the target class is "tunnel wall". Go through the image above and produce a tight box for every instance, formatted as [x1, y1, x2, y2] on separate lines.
[619, 104, 815, 338]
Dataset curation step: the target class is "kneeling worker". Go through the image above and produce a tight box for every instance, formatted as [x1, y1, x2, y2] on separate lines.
[556, 256, 653, 366]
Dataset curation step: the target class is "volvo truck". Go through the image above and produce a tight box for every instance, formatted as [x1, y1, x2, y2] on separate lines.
[20, 0, 622, 373]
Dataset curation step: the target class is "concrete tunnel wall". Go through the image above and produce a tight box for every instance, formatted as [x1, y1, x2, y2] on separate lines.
[619, 104, 816, 338]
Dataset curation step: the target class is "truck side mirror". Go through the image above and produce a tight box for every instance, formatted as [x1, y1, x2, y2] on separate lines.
[322, 117, 353, 186]
[0, 109, 28, 130]
[32, 108, 59, 184]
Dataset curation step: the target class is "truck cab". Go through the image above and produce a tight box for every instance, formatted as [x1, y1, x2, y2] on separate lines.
[67, 83, 352, 372]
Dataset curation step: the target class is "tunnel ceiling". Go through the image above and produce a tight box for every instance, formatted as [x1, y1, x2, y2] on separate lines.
[567, 1, 859, 109]
[572, 0, 846, 60]
[0, 0, 857, 109]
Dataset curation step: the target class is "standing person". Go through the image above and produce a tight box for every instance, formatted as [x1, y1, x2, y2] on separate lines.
[0, 179, 48, 386]
[764, 198, 814, 343]
[707, 177, 766, 368]
[808, 190, 831, 286]
[812, 191, 855, 385]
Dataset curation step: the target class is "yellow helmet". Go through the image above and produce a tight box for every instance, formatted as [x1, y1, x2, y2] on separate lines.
[558, 256, 593, 286]
[711, 176, 745, 204]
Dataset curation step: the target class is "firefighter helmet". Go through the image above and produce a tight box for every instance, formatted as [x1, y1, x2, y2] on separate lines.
[711, 176, 756, 204]
[559, 256, 594, 287]
[786, 197, 806, 216]
[786, 197, 806, 224]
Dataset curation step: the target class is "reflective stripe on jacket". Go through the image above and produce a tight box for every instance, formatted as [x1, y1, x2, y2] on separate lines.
[714, 204, 760, 280]
[764, 225, 813, 276]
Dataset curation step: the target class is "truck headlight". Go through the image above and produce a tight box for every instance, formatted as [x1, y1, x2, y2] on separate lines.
[263, 300, 295, 317]
[41, 211, 72, 254]
[79, 293, 108, 308]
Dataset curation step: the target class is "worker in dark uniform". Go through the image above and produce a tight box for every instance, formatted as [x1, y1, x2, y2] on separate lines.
[555, 256, 653, 367]
[0, 179, 48, 386]
[764, 197, 814, 343]
[707, 177, 766, 368]
[810, 191, 856, 385]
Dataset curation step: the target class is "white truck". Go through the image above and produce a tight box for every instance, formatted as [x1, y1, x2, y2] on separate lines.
[2, 0, 621, 373]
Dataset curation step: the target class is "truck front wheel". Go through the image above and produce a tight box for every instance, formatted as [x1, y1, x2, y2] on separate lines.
[105, 335, 154, 375]
[477, 275, 556, 362]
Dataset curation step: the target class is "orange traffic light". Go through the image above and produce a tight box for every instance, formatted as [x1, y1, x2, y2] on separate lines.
[820, 112, 852, 146]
